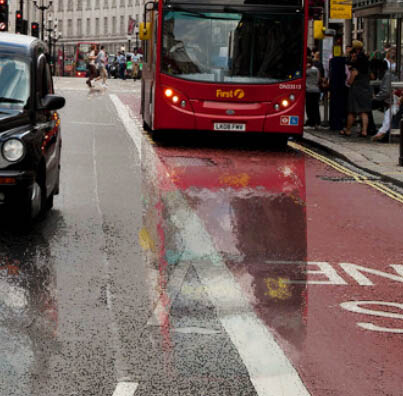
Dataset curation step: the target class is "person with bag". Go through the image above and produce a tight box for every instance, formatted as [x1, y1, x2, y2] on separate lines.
[86, 44, 98, 88]
[341, 41, 372, 137]
[371, 58, 399, 141]
[305, 57, 321, 129]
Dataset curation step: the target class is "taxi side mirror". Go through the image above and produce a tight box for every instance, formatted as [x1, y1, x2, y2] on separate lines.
[139, 22, 151, 41]
[41, 94, 65, 110]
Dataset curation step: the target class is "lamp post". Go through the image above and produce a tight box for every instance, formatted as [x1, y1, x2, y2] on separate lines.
[32, 0, 53, 40]
[45, 14, 58, 73]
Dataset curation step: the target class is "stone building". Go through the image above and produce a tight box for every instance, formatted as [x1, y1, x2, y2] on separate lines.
[8, 0, 144, 57]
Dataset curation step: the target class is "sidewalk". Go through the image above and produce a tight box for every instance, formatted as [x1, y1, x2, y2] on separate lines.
[302, 126, 403, 186]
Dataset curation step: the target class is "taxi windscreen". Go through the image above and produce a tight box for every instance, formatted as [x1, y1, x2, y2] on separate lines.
[0, 57, 30, 110]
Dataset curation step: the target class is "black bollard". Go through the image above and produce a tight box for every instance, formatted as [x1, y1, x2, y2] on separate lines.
[400, 119, 403, 166]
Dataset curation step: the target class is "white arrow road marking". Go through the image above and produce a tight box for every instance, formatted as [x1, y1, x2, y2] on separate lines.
[110, 94, 311, 396]
[112, 382, 139, 396]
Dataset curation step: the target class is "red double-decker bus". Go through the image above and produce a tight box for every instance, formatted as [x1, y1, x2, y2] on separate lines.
[140, 0, 308, 143]
[74, 42, 98, 78]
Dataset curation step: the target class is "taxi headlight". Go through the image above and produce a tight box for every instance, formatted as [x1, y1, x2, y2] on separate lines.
[2, 139, 25, 162]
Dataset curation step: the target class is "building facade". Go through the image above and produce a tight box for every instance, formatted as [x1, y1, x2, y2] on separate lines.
[8, 0, 144, 57]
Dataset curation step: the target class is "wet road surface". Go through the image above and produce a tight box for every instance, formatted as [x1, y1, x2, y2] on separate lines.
[1, 78, 402, 396]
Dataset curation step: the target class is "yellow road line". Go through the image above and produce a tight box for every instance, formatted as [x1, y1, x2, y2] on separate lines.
[289, 141, 403, 204]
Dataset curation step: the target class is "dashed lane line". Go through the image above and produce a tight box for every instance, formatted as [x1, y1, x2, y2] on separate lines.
[290, 141, 403, 204]
[110, 94, 311, 396]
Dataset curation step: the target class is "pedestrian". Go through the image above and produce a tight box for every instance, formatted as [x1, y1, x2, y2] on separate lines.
[86, 44, 98, 88]
[371, 58, 399, 141]
[95, 45, 108, 87]
[340, 41, 372, 137]
[118, 51, 126, 80]
[305, 57, 321, 129]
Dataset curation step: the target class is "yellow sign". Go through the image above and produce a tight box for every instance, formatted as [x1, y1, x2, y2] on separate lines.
[314, 20, 325, 40]
[330, 0, 352, 19]
[333, 45, 342, 57]
[216, 89, 245, 99]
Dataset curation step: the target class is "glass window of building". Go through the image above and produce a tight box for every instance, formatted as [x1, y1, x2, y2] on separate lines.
[104, 17, 108, 34]
[112, 0, 117, 7]
[120, 15, 124, 33]
[95, 0, 100, 9]
[87, 0, 92, 9]
[58, 20, 63, 36]
[86, 18, 91, 35]
[104, 0, 109, 8]
[77, 18, 82, 36]
[67, 19, 72, 36]
[120, 0, 125, 7]
[77, 0, 82, 10]
[58, 0, 64, 12]
[112, 16, 116, 34]
[96, 18, 100, 35]
[68, 0, 73, 11]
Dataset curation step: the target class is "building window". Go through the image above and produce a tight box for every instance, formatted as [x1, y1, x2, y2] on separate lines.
[58, 20, 63, 36]
[58, 0, 64, 12]
[77, 18, 82, 36]
[112, 16, 116, 34]
[77, 0, 82, 10]
[128, 0, 133, 5]
[67, 19, 73, 36]
[112, 0, 117, 7]
[103, 0, 109, 8]
[96, 18, 100, 35]
[68, 0, 73, 11]
[120, 15, 124, 33]
[86, 0, 92, 9]
[104, 17, 108, 34]
[95, 0, 100, 9]
[120, 0, 125, 7]
[86, 18, 91, 35]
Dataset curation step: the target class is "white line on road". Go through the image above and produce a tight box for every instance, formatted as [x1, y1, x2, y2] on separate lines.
[110, 94, 142, 161]
[92, 136, 140, 394]
[111, 94, 311, 396]
[112, 382, 139, 396]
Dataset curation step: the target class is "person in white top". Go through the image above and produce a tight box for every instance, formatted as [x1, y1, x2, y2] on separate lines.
[95, 45, 108, 87]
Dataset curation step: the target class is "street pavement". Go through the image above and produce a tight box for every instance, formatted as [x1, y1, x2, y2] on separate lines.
[0, 77, 402, 396]
[303, 121, 403, 187]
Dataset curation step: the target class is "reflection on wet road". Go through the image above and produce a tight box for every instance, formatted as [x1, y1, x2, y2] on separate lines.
[1, 79, 403, 396]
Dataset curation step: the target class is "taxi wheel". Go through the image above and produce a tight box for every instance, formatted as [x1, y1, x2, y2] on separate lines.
[19, 181, 44, 226]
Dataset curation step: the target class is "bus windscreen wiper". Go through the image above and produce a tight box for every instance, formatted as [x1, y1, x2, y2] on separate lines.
[0, 97, 24, 104]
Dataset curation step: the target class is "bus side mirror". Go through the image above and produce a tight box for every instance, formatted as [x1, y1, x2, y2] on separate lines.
[139, 22, 151, 40]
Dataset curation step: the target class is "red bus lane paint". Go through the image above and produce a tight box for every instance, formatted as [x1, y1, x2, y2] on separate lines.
[114, 92, 403, 395]
[111, 94, 311, 396]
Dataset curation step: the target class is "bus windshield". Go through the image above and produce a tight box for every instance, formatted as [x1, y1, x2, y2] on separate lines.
[76, 44, 92, 72]
[162, 10, 304, 84]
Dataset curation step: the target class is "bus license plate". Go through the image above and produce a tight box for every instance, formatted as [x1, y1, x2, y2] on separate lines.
[214, 123, 246, 131]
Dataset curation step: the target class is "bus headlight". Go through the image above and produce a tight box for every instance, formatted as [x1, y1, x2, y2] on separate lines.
[281, 99, 290, 108]
[2, 139, 25, 162]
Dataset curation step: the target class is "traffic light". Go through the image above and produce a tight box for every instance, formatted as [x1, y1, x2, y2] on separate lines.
[31, 22, 39, 37]
[15, 10, 23, 33]
[309, 0, 324, 20]
[0, 0, 8, 32]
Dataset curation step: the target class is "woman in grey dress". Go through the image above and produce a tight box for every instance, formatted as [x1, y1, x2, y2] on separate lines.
[341, 48, 372, 137]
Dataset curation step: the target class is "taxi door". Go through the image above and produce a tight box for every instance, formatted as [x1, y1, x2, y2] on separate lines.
[35, 54, 60, 198]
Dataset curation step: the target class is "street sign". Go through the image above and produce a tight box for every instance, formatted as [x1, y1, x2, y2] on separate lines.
[330, 0, 352, 19]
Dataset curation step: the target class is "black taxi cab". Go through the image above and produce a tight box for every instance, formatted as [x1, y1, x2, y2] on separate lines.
[0, 33, 65, 223]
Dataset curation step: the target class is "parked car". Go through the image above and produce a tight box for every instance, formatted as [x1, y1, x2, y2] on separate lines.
[0, 34, 65, 224]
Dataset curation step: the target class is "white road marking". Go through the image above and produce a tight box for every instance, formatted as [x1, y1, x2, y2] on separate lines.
[112, 382, 139, 396]
[112, 94, 311, 396]
[147, 261, 191, 326]
[66, 121, 117, 127]
[110, 94, 142, 161]
[92, 137, 139, 393]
